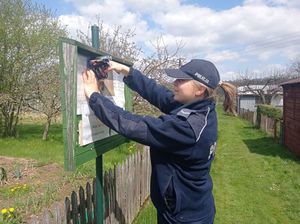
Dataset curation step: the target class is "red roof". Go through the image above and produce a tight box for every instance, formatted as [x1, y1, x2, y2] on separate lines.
[280, 77, 300, 86]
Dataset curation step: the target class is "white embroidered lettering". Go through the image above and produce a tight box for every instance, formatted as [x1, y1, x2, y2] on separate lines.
[194, 72, 209, 84]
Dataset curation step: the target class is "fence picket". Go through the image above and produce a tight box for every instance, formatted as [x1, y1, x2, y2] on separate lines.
[65, 197, 71, 224]
[92, 179, 96, 224]
[86, 182, 93, 224]
[71, 191, 79, 224]
[79, 186, 86, 224]
[54, 204, 63, 224]
[32, 147, 151, 224]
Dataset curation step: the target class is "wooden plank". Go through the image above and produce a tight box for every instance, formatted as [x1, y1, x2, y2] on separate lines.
[121, 162, 126, 224]
[125, 158, 129, 223]
[43, 210, 50, 224]
[92, 178, 96, 224]
[110, 168, 116, 224]
[103, 171, 109, 220]
[79, 186, 86, 224]
[128, 155, 132, 223]
[60, 41, 77, 171]
[114, 164, 120, 223]
[65, 197, 71, 224]
[86, 182, 93, 224]
[71, 191, 79, 224]
[54, 204, 63, 224]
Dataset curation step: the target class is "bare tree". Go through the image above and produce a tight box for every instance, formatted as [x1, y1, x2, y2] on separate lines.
[289, 58, 300, 77]
[133, 36, 184, 115]
[77, 20, 184, 115]
[24, 64, 61, 140]
[236, 68, 292, 104]
[77, 20, 141, 62]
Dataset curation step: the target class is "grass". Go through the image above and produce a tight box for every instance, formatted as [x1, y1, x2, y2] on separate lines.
[134, 107, 300, 223]
[0, 124, 64, 166]
[0, 121, 137, 222]
[0, 123, 136, 170]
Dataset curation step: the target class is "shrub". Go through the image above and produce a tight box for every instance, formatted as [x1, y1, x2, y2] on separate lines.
[257, 104, 283, 120]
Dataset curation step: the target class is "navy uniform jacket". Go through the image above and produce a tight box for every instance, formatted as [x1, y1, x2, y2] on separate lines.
[89, 68, 217, 223]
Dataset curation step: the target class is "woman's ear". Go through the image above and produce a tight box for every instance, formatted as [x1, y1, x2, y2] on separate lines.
[195, 85, 206, 97]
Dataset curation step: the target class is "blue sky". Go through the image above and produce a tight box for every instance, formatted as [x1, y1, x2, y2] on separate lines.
[34, 0, 300, 80]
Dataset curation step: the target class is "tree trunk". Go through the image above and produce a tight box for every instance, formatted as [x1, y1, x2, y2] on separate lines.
[42, 116, 51, 140]
[1, 101, 21, 137]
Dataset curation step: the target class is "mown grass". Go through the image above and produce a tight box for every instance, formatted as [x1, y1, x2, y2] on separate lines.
[0, 123, 136, 171]
[134, 107, 300, 224]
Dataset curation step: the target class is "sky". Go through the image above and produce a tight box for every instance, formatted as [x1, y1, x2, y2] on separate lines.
[34, 0, 300, 80]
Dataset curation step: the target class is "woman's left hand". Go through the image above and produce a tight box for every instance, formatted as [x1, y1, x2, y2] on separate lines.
[82, 69, 99, 98]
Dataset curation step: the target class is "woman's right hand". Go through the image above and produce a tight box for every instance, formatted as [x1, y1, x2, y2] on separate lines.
[107, 61, 130, 76]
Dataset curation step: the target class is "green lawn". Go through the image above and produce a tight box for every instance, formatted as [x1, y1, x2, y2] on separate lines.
[0, 122, 137, 222]
[134, 109, 300, 224]
[0, 123, 136, 172]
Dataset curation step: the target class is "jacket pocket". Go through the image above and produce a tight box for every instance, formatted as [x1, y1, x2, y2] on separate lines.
[163, 176, 181, 214]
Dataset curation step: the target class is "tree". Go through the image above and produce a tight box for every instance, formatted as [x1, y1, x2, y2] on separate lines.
[24, 64, 61, 140]
[289, 58, 300, 77]
[78, 21, 183, 115]
[235, 68, 293, 105]
[0, 0, 66, 137]
[132, 36, 184, 115]
[77, 20, 141, 63]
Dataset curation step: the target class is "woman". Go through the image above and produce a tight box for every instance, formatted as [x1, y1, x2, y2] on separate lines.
[82, 59, 236, 224]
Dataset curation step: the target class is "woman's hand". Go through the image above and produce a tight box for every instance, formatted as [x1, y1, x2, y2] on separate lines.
[82, 69, 100, 98]
[107, 61, 130, 76]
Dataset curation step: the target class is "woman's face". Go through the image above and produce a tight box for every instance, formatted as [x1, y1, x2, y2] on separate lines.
[173, 79, 206, 104]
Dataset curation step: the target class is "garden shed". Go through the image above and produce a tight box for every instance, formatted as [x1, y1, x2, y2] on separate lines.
[237, 85, 283, 113]
[281, 77, 300, 157]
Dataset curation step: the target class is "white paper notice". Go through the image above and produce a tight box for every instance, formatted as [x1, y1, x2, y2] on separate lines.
[76, 54, 126, 146]
[77, 54, 89, 115]
[79, 114, 110, 146]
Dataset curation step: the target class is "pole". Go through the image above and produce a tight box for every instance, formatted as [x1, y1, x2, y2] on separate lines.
[91, 25, 103, 224]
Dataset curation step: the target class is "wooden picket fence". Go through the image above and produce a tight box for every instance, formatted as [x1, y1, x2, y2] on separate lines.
[239, 108, 282, 141]
[65, 181, 96, 224]
[30, 147, 151, 224]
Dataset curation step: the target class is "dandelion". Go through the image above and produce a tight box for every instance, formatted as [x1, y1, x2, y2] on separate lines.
[9, 208, 15, 213]
[1, 208, 8, 214]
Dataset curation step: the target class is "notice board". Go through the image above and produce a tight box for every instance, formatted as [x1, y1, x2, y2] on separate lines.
[59, 37, 133, 171]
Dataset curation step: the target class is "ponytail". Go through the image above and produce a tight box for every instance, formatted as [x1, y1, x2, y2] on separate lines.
[219, 82, 237, 116]
[193, 80, 237, 116]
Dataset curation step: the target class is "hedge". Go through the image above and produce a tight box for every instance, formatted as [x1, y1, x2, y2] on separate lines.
[257, 104, 283, 120]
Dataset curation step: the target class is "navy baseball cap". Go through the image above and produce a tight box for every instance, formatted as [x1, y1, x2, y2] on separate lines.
[165, 59, 220, 89]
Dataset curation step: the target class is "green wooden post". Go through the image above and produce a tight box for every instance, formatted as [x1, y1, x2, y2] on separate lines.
[91, 25, 104, 224]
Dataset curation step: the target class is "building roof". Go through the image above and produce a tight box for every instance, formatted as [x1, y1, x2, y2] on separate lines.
[280, 77, 300, 86]
[237, 85, 282, 96]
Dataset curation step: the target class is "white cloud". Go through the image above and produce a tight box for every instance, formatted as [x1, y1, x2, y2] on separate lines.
[205, 50, 240, 63]
[58, 0, 300, 74]
[221, 71, 240, 81]
[59, 14, 91, 39]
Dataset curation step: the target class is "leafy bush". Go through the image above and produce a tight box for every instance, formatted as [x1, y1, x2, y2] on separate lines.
[257, 104, 283, 120]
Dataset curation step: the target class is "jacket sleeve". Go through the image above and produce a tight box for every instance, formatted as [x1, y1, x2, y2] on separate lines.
[89, 92, 196, 153]
[123, 68, 182, 114]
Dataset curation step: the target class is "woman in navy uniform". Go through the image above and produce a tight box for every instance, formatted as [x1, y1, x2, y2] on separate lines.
[82, 59, 236, 224]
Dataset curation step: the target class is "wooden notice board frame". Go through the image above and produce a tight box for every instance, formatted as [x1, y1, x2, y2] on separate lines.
[59, 37, 133, 171]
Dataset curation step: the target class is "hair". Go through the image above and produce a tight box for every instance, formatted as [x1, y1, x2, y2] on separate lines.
[193, 80, 237, 116]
